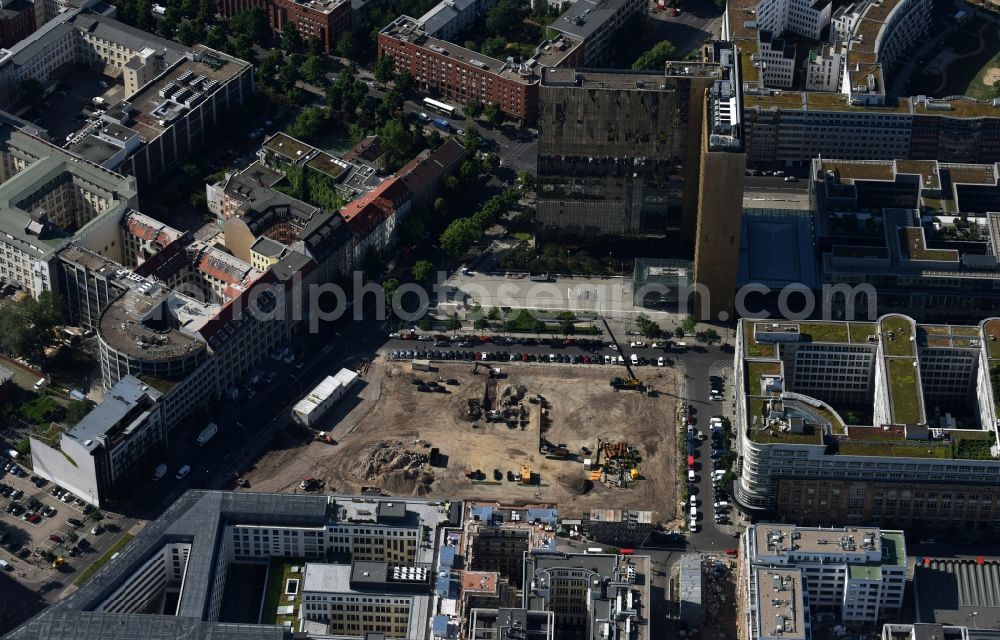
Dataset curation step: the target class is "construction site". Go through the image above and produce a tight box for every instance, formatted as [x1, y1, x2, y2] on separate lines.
[241, 355, 681, 521]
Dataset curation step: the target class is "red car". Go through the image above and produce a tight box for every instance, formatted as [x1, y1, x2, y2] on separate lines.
[27, 514, 41, 524]
[48, 534, 62, 543]
[522, 353, 530, 362]
[725, 549, 738, 556]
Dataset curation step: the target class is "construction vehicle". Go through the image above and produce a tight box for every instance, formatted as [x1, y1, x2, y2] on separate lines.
[51, 556, 65, 569]
[519, 464, 531, 484]
[316, 431, 337, 444]
[601, 316, 645, 391]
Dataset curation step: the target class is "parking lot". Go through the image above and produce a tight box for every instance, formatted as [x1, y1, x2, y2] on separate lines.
[21, 66, 123, 143]
[0, 458, 116, 588]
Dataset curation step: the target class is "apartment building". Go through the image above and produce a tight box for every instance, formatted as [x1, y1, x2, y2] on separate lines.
[217, 0, 350, 54]
[378, 16, 582, 124]
[29, 375, 164, 507]
[7, 491, 454, 639]
[522, 552, 650, 640]
[0, 121, 138, 299]
[741, 524, 906, 635]
[733, 315, 1000, 529]
[340, 175, 412, 267]
[811, 158, 1000, 321]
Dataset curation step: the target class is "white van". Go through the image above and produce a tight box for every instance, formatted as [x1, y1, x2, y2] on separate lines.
[689, 518, 698, 532]
[657, 356, 665, 366]
[689, 506, 697, 518]
[175, 464, 191, 480]
[714, 501, 729, 510]
[630, 354, 638, 366]
[687, 470, 695, 482]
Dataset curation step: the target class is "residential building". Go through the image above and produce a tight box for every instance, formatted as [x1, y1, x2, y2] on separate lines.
[546, 0, 645, 67]
[0, 120, 138, 299]
[584, 509, 654, 546]
[29, 375, 163, 507]
[6, 491, 454, 639]
[343, 135, 389, 173]
[811, 158, 1000, 321]
[733, 315, 1000, 528]
[340, 175, 412, 266]
[741, 524, 906, 635]
[416, 0, 498, 41]
[397, 137, 467, 207]
[216, 0, 351, 54]
[0, 0, 37, 49]
[522, 552, 650, 640]
[378, 16, 582, 124]
[258, 132, 381, 203]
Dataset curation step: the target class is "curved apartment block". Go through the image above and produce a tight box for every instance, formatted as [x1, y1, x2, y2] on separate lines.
[734, 315, 1000, 528]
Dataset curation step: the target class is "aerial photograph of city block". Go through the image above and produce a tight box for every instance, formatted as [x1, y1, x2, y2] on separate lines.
[1, 0, 1000, 637]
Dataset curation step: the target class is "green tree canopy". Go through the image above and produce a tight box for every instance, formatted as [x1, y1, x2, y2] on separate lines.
[484, 102, 504, 127]
[374, 55, 396, 83]
[281, 21, 303, 52]
[377, 118, 415, 170]
[632, 40, 677, 71]
[464, 100, 483, 119]
[288, 106, 328, 141]
[411, 260, 434, 284]
[231, 6, 267, 41]
[0, 292, 63, 359]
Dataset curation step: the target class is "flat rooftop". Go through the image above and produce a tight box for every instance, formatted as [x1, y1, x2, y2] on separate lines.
[914, 558, 1000, 630]
[755, 568, 807, 640]
[752, 525, 905, 565]
[542, 66, 719, 89]
[98, 285, 213, 360]
[127, 46, 248, 141]
[381, 17, 551, 85]
[263, 132, 315, 164]
[552, 0, 633, 40]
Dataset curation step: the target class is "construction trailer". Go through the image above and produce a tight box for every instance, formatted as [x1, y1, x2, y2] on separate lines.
[291, 368, 360, 427]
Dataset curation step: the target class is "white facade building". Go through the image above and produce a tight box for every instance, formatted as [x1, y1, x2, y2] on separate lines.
[804, 45, 842, 92]
[755, 0, 832, 41]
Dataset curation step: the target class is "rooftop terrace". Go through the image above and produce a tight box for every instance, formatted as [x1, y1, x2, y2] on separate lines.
[880, 315, 916, 357]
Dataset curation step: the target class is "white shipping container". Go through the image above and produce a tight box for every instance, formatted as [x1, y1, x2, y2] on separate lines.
[292, 369, 358, 428]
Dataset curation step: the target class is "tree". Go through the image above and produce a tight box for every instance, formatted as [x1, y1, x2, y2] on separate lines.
[281, 21, 303, 53]
[377, 118, 415, 170]
[14, 439, 29, 456]
[337, 31, 357, 59]
[681, 315, 698, 334]
[474, 318, 491, 330]
[412, 260, 434, 284]
[632, 40, 678, 71]
[484, 102, 504, 128]
[440, 218, 481, 257]
[0, 292, 63, 359]
[465, 100, 483, 119]
[446, 314, 462, 331]
[418, 316, 434, 331]
[560, 319, 575, 335]
[231, 6, 267, 43]
[462, 126, 482, 152]
[674, 327, 685, 339]
[482, 35, 507, 57]
[382, 278, 400, 314]
[303, 54, 328, 84]
[486, 0, 524, 37]
[288, 106, 328, 141]
[395, 69, 414, 94]
[636, 314, 660, 339]
[374, 55, 396, 84]
[307, 36, 324, 56]
[516, 170, 535, 192]
[487, 306, 501, 321]
[703, 328, 720, 344]
[176, 18, 205, 46]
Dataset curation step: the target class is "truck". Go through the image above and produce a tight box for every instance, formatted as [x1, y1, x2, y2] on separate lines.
[292, 368, 359, 427]
[151, 463, 167, 481]
[196, 423, 218, 446]
[432, 117, 450, 131]
[412, 359, 432, 372]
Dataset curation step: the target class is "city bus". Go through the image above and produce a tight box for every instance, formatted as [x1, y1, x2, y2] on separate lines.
[423, 97, 455, 117]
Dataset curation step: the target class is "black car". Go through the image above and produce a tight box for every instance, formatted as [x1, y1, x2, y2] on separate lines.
[493, 469, 502, 481]
[67, 518, 83, 528]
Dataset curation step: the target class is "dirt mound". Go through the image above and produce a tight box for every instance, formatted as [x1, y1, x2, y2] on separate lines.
[351, 440, 429, 480]
[380, 469, 436, 495]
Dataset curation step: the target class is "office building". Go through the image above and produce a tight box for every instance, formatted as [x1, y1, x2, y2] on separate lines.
[546, 0, 645, 67]
[882, 625, 975, 640]
[522, 551, 650, 640]
[754, 0, 831, 41]
[804, 44, 842, 92]
[6, 491, 453, 639]
[741, 524, 906, 636]
[217, 0, 351, 54]
[378, 16, 582, 124]
[29, 375, 163, 507]
[812, 158, 1000, 321]
[0, 121, 138, 299]
[415, 0, 497, 41]
[755, 30, 795, 89]
[912, 558, 1000, 631]
[733, 315, 1000, 528]
[299, 561, 432, 638]
[468, 608, 556, 640]
[463, 501, 558, 588]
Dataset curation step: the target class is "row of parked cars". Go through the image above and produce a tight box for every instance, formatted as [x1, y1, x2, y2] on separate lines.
[391, 349, 676, 367]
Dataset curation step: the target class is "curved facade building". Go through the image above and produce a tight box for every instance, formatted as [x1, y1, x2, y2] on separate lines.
[733, 315, 1000, 528]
